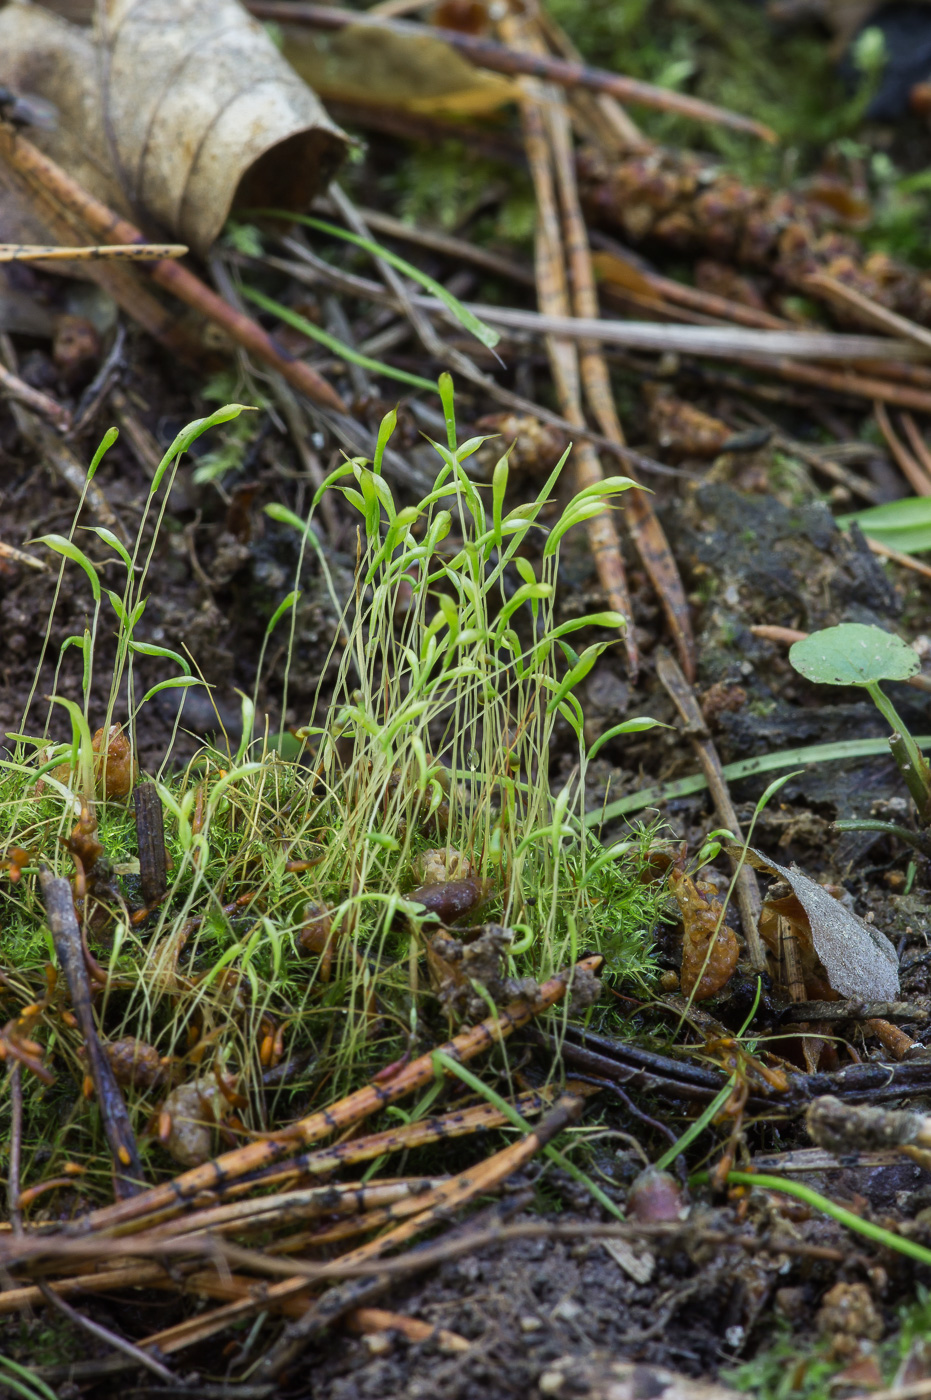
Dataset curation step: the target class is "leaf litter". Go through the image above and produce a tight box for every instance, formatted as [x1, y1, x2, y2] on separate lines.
[1, 0, 931, 1396]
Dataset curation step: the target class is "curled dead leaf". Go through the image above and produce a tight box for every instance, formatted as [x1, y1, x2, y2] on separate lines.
[0, 0, 348, 256]
[735, 845, 899, 1001]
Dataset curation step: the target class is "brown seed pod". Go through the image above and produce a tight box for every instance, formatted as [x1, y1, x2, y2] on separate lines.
[298, 902, 333, 956]
[409, 878, 489, 926]
[627, 1167, 685, 1223]
[103, 1036, 167, 1091]
[93, 724, 136, 799]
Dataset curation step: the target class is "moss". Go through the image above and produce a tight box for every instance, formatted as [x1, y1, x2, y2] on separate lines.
[0, 403, 667, 1201]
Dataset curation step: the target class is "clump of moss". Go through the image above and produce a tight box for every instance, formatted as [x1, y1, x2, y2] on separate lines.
[0, 386, 666, 1202]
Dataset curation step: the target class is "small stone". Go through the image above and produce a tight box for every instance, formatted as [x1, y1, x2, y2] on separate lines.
[552, 1298, 582, 1322]
[363, 1331, 393, 1356]
[539, 1371, 565, 1395]
[521, 1316, 544, 1332]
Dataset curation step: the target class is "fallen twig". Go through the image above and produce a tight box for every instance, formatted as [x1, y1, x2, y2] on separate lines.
[36, 1280, 177, 1385]
[247, 3, 776, 140]
[250, 1095, 585, 1386]
[0, 359, 70, 430]
[0, 539, 48, 571]
[655, 649, 763, 966]
[50, 955, 601, 1240]
[875, 400, 931, 495]
[0, 242, 187, 263]
[133, 783, 167, 908]
[38, 869, 145, 1197]
[500, 13, 640, 674]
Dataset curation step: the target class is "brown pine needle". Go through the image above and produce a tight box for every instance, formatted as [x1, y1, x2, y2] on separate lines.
[874, 401, 931, 496]
[0, 242, 188, 262]
[33, 956, 600, 1244]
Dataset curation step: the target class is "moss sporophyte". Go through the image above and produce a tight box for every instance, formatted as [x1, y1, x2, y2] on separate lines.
[0, 381, 667, 1193]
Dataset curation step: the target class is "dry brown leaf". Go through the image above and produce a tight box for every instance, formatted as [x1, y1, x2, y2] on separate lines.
[736, 845, 900, 1001]
[282, 24, 516, 116]
[0, 0, 348, 256]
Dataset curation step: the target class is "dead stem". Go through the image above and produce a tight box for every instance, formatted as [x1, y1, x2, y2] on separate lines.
[250, 1095, 584, 1385]
[246, 3, 777, 141]
[36, 1280, 178, 1385]
[654, 650, 764, 967]
[38, 869, 146, 1196]
[41, 956, 600, 1241]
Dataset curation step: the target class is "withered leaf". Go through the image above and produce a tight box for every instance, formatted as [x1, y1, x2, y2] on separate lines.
[0, 0, 348, 256]
[735, 845, 899, 1001]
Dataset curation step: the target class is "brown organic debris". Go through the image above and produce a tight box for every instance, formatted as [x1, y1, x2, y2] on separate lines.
[745, 848, 900, 1001]
[427, 923, 542, 1020]
[671, 869, 739, 1002]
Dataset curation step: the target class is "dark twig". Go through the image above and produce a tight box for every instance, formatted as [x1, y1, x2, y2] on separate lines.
[133, 783, 167, 908]
[655, 648, 764, 967]
[70, 322, 128, 436]
[36, 1280, 178, 1385]
[8, 1064, 23, 1233]
[38, 869, 145, 1196]
[779, 1000, 930, 1025]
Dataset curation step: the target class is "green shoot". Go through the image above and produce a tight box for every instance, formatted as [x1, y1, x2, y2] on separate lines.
[696, 1170, 931, 1270]
[591, 735, 931, 821]
[433, 1050, 624, 1220]
[789, 623, 931, 822]
[249, 209, 501, 350]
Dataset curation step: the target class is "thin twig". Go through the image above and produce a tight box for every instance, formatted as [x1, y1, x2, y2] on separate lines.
[0, 539, 48, 571]
[901, 413, 931, 482]
[654, 649, 764, 968]
[500, 17, 640, 675]
[36, 1281, 178, 1384]
[804, 271, 931, 355]
[8, 1065, 23, 1234]
[246, 3, 777, 140]
[874, 401, 931, 495]
[38, 869, 145, 1196]
[316, 199, 536, 286]
[0, 332, 127, 538]
[0, 359, 70, 431]
[0, 242, 187, 263]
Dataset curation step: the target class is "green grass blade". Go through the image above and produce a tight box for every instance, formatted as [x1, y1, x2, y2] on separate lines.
[587, 735, 931, 824]
[243, 286, 436, 392]
[0, 1354, 60, 1400]
[254, 210, 500, 351]
[653, 1079, 735, 1172]
[433, 1050, 624, 1221]
[694, 1170, 931, 1269]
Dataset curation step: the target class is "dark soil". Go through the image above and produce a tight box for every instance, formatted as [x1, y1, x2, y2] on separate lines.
[5, 3, 931, 1392]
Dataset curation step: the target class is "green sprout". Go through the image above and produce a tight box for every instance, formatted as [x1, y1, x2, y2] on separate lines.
[789, 622, 931, 846]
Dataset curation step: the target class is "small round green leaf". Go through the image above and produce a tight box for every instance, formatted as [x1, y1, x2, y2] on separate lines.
[789, 623, 919, 687]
